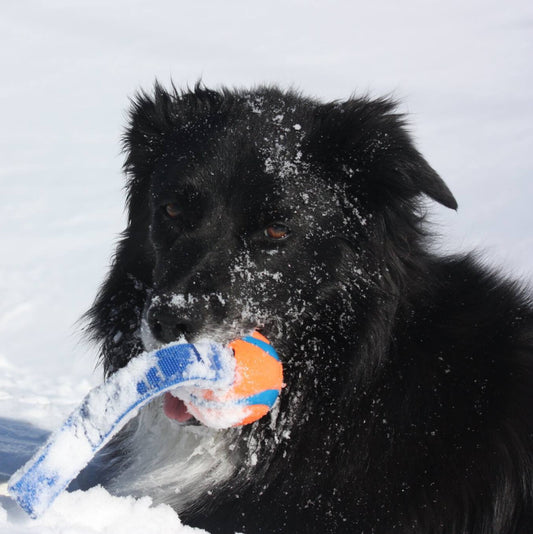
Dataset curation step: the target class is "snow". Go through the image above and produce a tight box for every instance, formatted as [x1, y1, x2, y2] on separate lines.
[0, 0, 531, 532]
[0, 486, 206, 534]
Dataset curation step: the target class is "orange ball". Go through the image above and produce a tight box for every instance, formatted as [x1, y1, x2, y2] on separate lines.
[184, 331, 284, 428]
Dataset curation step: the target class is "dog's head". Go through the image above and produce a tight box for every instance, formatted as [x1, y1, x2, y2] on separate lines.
[89, 84, 456, 378]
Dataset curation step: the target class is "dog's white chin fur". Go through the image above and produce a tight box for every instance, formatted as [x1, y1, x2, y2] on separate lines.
[106, 398, 240, 512]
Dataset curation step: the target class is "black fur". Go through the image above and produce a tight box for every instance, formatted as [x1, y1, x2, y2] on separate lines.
[85, 84, 533, 533]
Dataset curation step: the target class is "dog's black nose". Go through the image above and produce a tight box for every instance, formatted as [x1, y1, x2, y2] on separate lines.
[147, 306, 195, 343]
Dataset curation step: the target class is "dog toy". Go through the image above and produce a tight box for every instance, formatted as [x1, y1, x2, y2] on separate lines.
[8, 332, 282, 518]
[181, 331, 283, 427]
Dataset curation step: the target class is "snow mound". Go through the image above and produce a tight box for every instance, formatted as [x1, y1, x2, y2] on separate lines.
[0, 485, 206, 534]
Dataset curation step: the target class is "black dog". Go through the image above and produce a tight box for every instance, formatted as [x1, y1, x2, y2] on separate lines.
[84, 84, 533, 533]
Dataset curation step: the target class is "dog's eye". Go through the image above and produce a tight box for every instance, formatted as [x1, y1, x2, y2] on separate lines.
[163, 203, 180, 219]
[265, 223, 290, 240]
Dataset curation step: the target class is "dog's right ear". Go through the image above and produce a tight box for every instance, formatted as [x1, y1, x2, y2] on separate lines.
[122, 83, 178, 183]
[123, 82, 227, 185]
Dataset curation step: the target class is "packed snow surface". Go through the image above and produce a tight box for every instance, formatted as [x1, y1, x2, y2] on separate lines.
[0, 486, 206, 534]
[0, 0, 531, 532]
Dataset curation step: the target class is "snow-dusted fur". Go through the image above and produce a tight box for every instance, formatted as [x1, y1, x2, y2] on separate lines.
[106, 402, 238, 510]
[84, 85, 533, 533]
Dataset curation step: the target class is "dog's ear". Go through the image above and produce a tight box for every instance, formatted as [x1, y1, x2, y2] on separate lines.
[310, 98, 458, 210]
[123, 82, 179, 180]
[123, 82, 226, 181]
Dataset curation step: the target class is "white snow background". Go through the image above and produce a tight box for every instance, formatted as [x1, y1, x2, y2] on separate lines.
[0, 0, 531, 532]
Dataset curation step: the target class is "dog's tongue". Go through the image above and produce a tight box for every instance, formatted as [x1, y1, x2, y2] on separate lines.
[163, 392, 193, 422]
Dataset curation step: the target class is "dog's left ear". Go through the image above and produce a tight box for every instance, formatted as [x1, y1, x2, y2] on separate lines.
[310, 98, 458, 210]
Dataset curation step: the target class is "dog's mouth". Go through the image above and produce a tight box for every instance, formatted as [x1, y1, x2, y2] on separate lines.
[143, 318, 274, 426]
[163, 392, 197, 424]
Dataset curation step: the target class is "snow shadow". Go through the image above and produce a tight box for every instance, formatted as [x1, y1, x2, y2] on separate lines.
[0, 418, 49, 482]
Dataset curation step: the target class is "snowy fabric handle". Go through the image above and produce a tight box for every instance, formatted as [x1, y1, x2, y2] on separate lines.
[7, 341, 234, 519]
